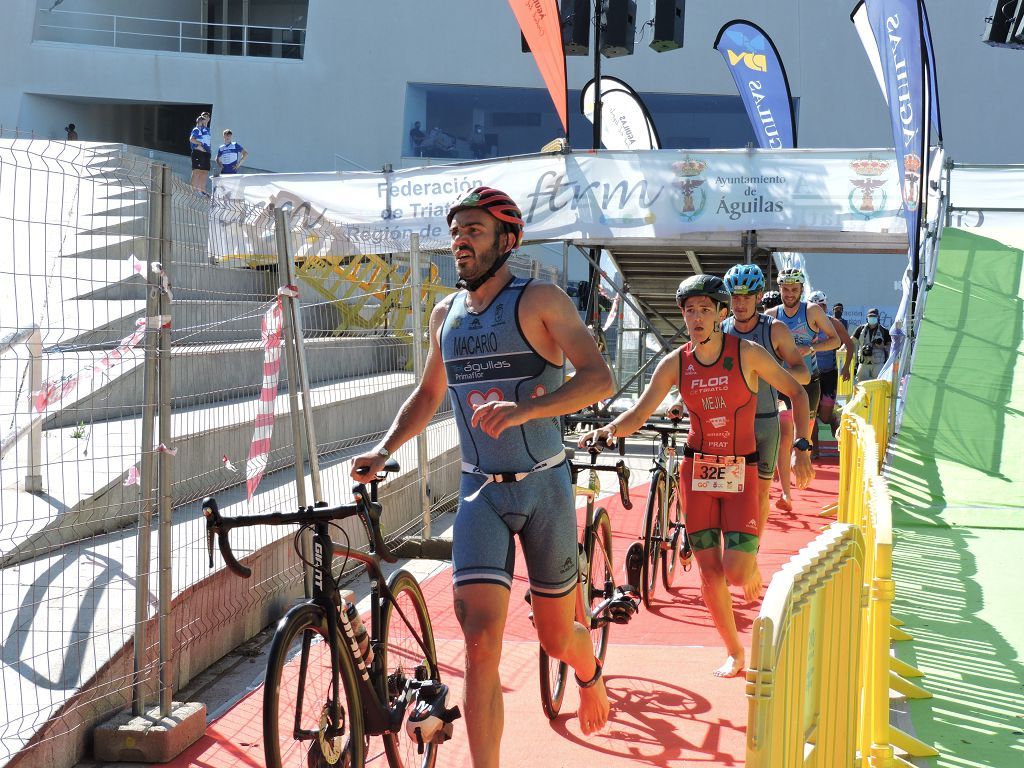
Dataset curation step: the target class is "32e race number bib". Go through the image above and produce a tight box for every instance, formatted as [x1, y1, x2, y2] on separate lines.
[691, 454, 745, 493]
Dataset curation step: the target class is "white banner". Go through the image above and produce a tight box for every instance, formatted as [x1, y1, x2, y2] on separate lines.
[581, 77, 660, 151]
[212, 149, 911, 256]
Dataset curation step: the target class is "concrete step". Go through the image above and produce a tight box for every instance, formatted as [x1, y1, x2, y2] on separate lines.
[61, 299, 342, 349]
[77, 262, 275, 302]
[42, 335, 407, 429]
[0, 371, 423, 567]
[67, 235, 216, 265]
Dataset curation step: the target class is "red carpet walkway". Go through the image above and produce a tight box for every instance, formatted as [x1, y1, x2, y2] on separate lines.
[171, 460, 840, 767]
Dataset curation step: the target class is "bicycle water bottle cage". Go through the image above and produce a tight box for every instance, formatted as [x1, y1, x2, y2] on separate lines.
[406, 682, 462, 752]
[606, 585, 641, 624]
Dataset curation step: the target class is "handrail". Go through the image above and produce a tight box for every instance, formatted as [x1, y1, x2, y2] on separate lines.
[36, 9, 306, 58]
[0, 325, 44, 492]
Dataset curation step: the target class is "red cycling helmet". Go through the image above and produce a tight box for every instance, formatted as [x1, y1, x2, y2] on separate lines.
[446, 186, 524, 249]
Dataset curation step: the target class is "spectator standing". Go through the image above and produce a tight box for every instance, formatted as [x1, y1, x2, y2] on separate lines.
[189, 114, 212, 193]
[409, 121, 425, 156]
[65, 123, 78, 141]
[470, 124, 487, 159]
[853, 307, 891, 383]
[216, 130, 248, 174]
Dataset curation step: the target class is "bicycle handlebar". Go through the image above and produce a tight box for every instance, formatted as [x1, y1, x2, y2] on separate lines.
[637, 418, 689, 438]
[203, 461, 402, 578]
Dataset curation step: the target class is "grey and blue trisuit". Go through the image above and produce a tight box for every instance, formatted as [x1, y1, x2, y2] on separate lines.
[722, 315, 782, 480]
[774, 301, 822, 416]
[439, 277, 577, 598]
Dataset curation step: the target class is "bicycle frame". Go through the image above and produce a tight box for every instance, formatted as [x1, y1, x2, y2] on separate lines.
[203, 482, 434, 740]
[567, 451, 631, 628]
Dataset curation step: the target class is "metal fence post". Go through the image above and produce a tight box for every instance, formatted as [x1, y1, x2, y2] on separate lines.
[133, 163, 163, 716]
[156, 164, 174, 717]
[410, 234, 431, 537]
[274, 208, 323, 502]
[24, 327, 43, 493]
[275, 207, 312, 597]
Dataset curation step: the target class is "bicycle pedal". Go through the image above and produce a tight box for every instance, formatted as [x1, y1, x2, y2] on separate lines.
[606, 586, 641, 624]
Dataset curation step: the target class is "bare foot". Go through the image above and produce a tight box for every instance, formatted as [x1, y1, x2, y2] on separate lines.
[577, 676, 610, 735]
[743, 568, 763, 602]
[713, 651, 745, 678]
[775, 495, 793, 512]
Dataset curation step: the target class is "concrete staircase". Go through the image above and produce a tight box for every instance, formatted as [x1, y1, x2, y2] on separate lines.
[0, 142, 460, 768]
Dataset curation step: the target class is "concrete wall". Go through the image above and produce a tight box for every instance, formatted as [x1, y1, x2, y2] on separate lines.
[4, 2, 1024, 171]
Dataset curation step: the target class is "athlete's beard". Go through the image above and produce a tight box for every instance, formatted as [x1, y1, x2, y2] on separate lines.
[454, 234, 502, 282]
[781, 292, 801, 309]
[734, 306, 757, 324]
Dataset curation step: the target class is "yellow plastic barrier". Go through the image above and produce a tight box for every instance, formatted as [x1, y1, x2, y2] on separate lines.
[746, 523, 865, 767]
[836, 348, 855, 400]
[751, 394, 938, 766]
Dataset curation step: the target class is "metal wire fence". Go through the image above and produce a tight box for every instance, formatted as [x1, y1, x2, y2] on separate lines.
[0, 136, 563, 768]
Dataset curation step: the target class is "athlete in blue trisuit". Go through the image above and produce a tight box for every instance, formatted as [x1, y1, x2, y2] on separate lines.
[721, 264, 809, 540]
[808, 291, 855, 446]
[764, 267, 840, 509]
[351, 188, 614, 766]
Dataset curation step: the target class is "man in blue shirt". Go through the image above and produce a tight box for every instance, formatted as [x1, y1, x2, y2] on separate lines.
[216, 130, 248, 175]
[189, 114, 212, 193]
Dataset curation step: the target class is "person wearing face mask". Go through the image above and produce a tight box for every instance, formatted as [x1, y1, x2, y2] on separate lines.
[852, 307, 891, 384]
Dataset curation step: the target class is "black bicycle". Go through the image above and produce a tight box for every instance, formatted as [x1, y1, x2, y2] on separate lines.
[202, 460, 458, 768]
[537, 441, 638, 719]
[635, 419, 693, 608]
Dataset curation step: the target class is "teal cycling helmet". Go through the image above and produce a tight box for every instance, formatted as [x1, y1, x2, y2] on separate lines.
[777, 266, 806, 285]
[676, 274, 731, 307]
[723, 263, 766, 295]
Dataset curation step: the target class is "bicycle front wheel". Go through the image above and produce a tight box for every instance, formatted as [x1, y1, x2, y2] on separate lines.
[586, 508, 614, 665]
[641, 472, 665, 607]
[381, 569, 440, 768]
[538, 646, 568, 720]
[264, 603, 364, 768]
[661, 477, 684, 589]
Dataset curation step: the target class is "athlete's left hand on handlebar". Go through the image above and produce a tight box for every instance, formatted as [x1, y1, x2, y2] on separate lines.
[578, 427, 616, 450]
[793, 451, 815, 489]
[470, 400, 528, 438]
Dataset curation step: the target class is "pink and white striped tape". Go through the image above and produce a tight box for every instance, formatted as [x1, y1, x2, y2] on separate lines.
[245, 295, 285, 501]
[33, 316, 155, 413]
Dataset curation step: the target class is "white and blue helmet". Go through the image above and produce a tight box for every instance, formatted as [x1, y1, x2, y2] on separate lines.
[723, 264, 766, 295]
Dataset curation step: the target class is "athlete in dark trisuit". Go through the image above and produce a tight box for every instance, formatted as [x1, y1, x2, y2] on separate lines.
[352, 187, 613, 767]
[581, 274, 814, 678]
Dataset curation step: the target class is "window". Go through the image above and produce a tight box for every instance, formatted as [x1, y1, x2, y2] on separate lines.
[404, 84, 793, 159]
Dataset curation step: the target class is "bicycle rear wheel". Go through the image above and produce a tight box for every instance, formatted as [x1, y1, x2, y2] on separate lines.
[380, 569, 440, 768]
[641, 472, 665, 607]
[586, 509, 614, 665]
[264, 603, 364, 768]
[661, 477, 684, 589]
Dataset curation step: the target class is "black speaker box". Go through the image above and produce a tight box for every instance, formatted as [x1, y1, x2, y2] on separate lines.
[601, 0, 636, 58]
[650, 0, 685, 52]
[562, 0, 590, 55]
